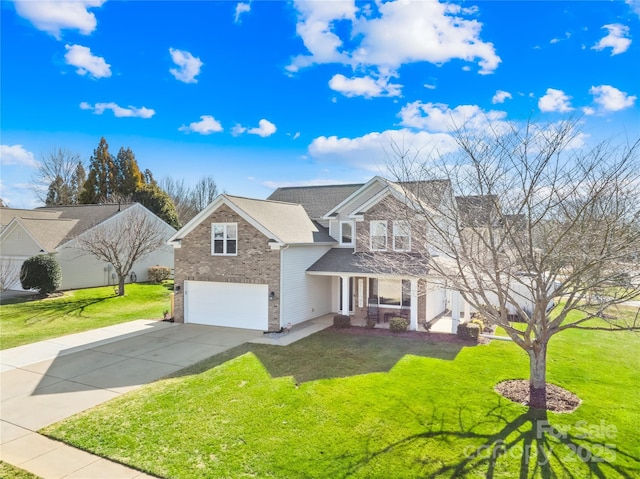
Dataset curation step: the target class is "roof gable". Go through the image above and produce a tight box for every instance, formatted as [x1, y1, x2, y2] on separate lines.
[323, 176, 391, 219]
[169, 195, 335, 246]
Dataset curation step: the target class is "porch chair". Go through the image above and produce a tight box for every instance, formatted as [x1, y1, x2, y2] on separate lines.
[367, 299, 380, 324]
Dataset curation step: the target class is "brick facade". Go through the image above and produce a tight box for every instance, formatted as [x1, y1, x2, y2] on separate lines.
[173, 204, 281, 330]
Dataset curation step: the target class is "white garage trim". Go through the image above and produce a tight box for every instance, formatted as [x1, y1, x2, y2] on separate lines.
[184, 280, 268, 330]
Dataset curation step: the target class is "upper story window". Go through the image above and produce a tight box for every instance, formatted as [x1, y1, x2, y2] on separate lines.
[370, 220, 387, 251]
[212, 223, 237, 255]
[393, 220, 411, 252]
[340, 221, 354, 245]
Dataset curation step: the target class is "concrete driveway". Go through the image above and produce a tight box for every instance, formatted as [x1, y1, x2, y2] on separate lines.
[0, 320, 261, 477]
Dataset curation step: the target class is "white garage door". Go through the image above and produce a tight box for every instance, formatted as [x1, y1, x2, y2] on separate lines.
[184, 281, 268, 330]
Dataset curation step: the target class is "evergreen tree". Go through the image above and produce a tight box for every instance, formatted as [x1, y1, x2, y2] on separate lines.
[70, 162, 86, 204]
[45, 176, 71, 205]
[132, 183, 181, 229]
[115, 147, 144, 197]
[79, 137, 115, 203]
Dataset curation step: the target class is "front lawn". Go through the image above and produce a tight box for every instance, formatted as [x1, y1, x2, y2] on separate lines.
[43, 313, 640, 478]
[0, 283, 172, 349]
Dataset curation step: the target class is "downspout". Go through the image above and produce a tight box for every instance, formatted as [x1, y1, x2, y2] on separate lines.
[276, 244, 290, 332]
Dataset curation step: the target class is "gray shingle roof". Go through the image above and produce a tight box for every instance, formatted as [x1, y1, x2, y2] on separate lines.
[36, 204, 135, 245]
[16, 218, 79, 252]
[307, 248, 430, 276]
[226, 196, 335, 244]
[267, 184, 363, 219]
[1, 204, 136, 249]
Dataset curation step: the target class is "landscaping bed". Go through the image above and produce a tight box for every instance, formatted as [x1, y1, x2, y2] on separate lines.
[328, 324, 490, 344]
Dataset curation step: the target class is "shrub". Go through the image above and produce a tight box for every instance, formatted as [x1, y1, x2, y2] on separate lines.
[148, 266, 171, 283]
[457, 322, 480, 341]
[389, 316, 409, 332]
[364, 317, 377, 329]
[470, 318, 485, 332]
[20, 254, 61, 294]
[333, 314, 351, 328]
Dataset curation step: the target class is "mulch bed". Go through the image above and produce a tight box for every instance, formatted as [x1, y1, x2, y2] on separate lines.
[329, 325, 489, 345]
[495, 379, 581, 412]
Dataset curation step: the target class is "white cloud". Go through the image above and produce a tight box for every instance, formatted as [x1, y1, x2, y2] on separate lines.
[179, 115, 223, 134]
[64, 44, 111, 79]
[398, 101, 508, 134]
[248, 119, 277, 137]
[627, 0, 640, 17]
[589, 85, 637, 112]
[492, 90, 512, 104]
[169, 48, 203, 83]
[0, 144, 38, 167]
[234, 2, 251, 23]
[328, 73, 401, 98]
[13, 0, 104, 39]
[288, 0, 500, 75]
[538, 88, 573, 113]
[423, 83, 437, 90]
[308, 129, 459, 172]
[81, 102, 155, 118]
[592, 24, 631, 55]
[231, 124, 247, 136]
[291, 132, 301, 140]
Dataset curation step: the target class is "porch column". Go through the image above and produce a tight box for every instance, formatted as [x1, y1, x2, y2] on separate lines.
[410, 279, 418, 331]
[340, 275, 350, 316]
[451, 290, 460, 321]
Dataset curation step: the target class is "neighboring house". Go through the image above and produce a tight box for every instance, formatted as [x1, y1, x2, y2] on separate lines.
[0, 203, 175, 291]
[169, 176, 475, 332]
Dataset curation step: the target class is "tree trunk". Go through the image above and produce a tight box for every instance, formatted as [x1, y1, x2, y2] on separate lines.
[117, 276, 126, 296]
[528, 341, 548, 409]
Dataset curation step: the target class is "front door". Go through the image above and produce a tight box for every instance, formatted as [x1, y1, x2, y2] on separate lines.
[339, 277, 354, 313]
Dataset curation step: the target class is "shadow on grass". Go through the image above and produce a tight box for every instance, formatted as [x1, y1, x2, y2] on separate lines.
[18, 296, 113, 325]
[335, 402, 639, 478]
[170, 329, 466, 384]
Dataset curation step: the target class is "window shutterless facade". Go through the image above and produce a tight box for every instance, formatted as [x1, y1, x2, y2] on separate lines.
[368, 278, 411, 307]
[211, 223, 237, 255]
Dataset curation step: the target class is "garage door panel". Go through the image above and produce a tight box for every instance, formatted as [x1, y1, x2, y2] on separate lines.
[185, 281, 268, 330]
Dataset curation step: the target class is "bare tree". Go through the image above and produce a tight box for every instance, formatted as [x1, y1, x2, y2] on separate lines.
[366, 120, 640, 409]
[32, 148, 85, 205]
[74, 206, 169, 296]
[160, 175, 219, 225]
[0, 259, 23, 291]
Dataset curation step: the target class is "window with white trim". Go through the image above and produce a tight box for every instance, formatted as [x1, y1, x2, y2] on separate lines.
[340, 221, 354, 245]
[370, 220, 387, 251]
[393, 220, 411, 252]
[368, 278, 411, 307]
[212, 223, 237, 255]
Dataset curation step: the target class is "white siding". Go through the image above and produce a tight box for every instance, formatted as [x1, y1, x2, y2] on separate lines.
[334, 181, 386, 217]
[425, 282, 447, 321]
[280, 245, 333, 326]
[55, 244, 174, 290]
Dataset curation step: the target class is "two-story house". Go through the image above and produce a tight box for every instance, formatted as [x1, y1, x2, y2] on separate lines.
[168, 176, 466, 332]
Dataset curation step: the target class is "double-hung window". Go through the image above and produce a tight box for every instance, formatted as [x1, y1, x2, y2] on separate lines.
[212, 223, 237, 255]
[393, 220, 411, 252]
[370, 220, 387, 251]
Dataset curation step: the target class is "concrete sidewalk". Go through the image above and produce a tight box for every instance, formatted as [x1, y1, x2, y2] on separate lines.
[0, 320, 262, 478]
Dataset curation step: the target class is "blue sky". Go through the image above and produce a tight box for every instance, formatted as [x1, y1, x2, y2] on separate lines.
[1, 0, 639, 208]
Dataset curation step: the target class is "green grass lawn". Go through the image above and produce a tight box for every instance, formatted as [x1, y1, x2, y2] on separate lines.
[42, 311, 640, 478]
[0, 462, 41, 479]
[0, 283, 172, 350]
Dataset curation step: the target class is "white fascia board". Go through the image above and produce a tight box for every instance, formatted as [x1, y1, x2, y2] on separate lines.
[168, 195, 283, 245]
[322, 176, 388, 220]
[168, 195, 226, 243]
[347, 188, 391, 217]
